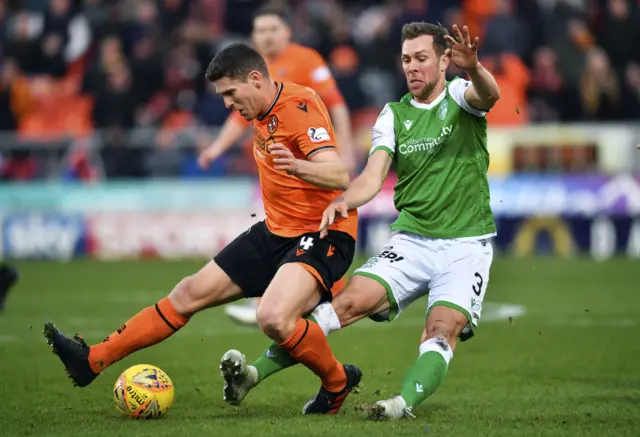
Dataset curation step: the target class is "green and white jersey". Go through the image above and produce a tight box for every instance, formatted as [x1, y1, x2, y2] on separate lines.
[370, 77, 496, 240]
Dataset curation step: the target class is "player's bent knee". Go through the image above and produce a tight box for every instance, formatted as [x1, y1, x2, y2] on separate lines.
[256, 303, 296, 343]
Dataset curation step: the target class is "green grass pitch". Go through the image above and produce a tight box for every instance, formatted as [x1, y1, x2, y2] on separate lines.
[0, 257, 639, 437]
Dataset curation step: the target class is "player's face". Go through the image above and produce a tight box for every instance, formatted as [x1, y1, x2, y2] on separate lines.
[252, 14, 291, 58]
[214, 73, 264, 120]
[401, 35, 448, 100]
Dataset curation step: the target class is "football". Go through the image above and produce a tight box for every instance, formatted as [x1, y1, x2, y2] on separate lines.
[113, 364, 174, 419]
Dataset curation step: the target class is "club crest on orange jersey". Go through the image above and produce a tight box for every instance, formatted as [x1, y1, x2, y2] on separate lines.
[267, 115, 279, 134]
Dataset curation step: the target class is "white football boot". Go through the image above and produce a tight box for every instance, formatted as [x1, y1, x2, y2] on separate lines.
[224, 299, 259, 325]
[219, 349, 259, 405]
[365, 395, 416, 421]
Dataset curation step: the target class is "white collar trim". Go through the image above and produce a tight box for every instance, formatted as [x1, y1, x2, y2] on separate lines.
[410, 89, 446, 110]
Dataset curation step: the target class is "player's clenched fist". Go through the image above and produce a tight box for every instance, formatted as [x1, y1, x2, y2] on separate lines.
[319, 196, 349, 239]
[269, 143, 300, 175]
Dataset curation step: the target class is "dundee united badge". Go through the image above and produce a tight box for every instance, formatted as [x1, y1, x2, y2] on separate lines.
[267, 115, 278, 134]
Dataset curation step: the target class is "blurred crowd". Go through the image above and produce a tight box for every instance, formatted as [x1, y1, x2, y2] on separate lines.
[0, 0, 639, 180]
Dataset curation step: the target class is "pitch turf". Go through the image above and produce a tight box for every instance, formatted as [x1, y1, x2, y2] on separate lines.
[0, 257, 639, 437]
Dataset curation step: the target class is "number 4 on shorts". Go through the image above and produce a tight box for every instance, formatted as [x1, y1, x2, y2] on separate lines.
[300, 236, 314, 250]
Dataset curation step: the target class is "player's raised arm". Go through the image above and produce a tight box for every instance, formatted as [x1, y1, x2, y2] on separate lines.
[341, 102, 396, 209]
[340, 150, 392, 210]
[444, 24, 500, 111]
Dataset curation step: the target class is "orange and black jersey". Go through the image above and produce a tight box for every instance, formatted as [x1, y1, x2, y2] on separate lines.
[252, 82, 357, 240]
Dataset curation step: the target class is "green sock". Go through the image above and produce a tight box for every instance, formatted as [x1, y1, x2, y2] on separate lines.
[251, 314, 319, 382]
[400, 339, 452, 408]
[252, 342, 298, 382]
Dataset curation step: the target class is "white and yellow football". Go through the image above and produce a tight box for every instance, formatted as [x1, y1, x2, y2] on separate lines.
[113, 364, 174, 419]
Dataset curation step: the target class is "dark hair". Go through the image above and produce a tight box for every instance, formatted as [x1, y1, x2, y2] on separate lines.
[252, 5, 292, 27]
[401, 22, 450, 56]
[205, 43, 269, 82]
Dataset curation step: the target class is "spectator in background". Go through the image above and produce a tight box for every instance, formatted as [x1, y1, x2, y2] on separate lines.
[83, 0, 113, 42]
[481, 0, 529, 59]
[481, 53, 530, 125]
[122, 0, 160, 56]
[544, 0, 595, 120]
[178, 0, 225, 47]
[159, 0, 191, 39]
[597, 0, 640, 73]
[38, 0, 91, 77]
[224, 0, 262, 37]
[129, 32, 164, 110]
[579, 47, 623, 120]
[99, 125, 145, 178]
[3, 11, 45, 74]
[0, 58, 35, 131]
[528, 46, 564, 121]
[92, 61, 136, 127]
[82, 34, 125, 95]
[622, 63, 640, 117]
[144, 129, 183, 177]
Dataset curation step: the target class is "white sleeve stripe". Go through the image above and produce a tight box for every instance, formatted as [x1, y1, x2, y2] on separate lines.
[449, 78, 486, 118]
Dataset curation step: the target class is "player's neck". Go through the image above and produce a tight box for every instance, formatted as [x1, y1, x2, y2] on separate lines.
[258, 81, 281, 117]
[412, 78, 447, 105]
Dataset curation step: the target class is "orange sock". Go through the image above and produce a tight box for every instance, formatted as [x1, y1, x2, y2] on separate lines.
[88, 297, 189, 374]
[280, 319, 346, 392]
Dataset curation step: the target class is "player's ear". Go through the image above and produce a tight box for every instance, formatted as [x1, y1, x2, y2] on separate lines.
[248, 70, 262, 88]
[440, 52, 450, 72]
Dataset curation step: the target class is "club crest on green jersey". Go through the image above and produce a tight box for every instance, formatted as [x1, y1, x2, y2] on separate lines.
[437, 99, 448, 120]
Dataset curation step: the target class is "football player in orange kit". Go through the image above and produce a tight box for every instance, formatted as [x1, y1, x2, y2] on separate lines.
[199, 5, 355, 326]
[43, 43, 361, 416]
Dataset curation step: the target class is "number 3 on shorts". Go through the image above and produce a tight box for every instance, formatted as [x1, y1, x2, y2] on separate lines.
[472, 272, 484, 297]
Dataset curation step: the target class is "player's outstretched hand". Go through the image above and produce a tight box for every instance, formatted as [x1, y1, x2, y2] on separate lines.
[270, 143, 300, 175]
[319, 197, 349, 239]
[444, 24, 479, 71]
